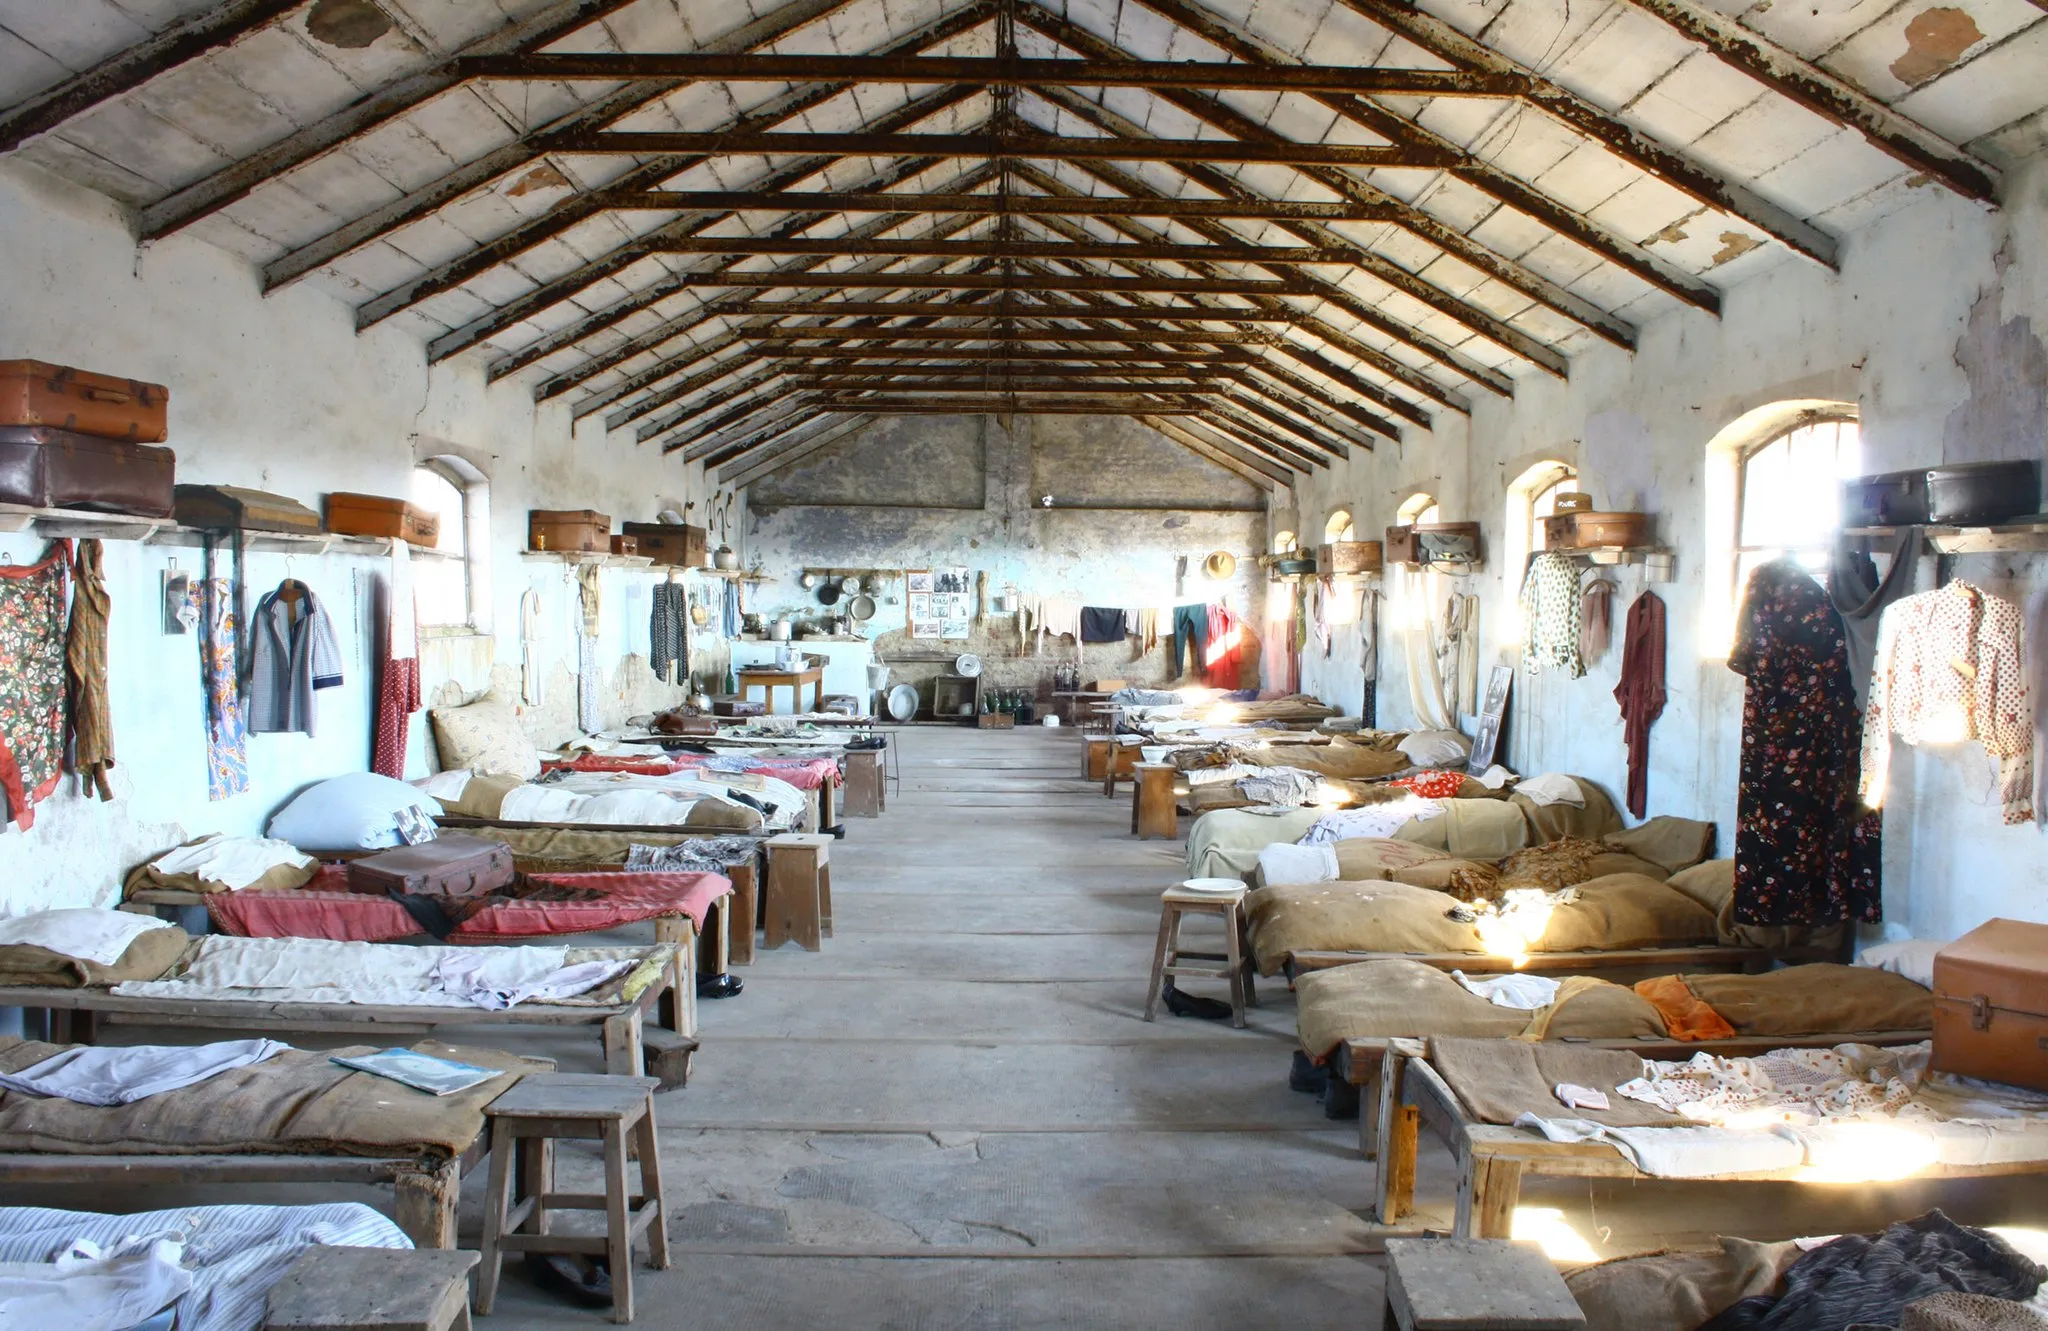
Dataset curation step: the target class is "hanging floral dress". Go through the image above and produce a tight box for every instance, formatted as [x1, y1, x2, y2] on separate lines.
[0, 541, 71, 829]
[1725, 559, 1881, 926]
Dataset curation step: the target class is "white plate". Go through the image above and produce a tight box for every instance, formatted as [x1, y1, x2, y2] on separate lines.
[1179, 877, 1245, 894]
[954, 653, 983, 677]
[885, 683, 919, 722]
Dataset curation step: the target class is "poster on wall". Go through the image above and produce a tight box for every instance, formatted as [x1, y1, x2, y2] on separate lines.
[907, 568, 973, 639]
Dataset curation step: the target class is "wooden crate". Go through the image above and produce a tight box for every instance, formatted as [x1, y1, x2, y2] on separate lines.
[976, 711, 1016, 729]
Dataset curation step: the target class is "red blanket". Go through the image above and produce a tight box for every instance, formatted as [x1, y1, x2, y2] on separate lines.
[546, 751, 838, 792]
[201, 867, 731, 943]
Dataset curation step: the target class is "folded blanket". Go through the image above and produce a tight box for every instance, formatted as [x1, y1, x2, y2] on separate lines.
[1256, 842, 1338, 886]
[0, 1039, 289, 1106]
[0, 909, 173, 967]
[143, 835, 315, 893]
[0, 924, 190, 989]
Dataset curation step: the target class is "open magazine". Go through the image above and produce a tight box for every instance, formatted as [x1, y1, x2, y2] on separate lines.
[331, 1048, 502, 1096]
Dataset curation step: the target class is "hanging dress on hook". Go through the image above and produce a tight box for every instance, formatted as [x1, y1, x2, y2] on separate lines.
[0, 540, 70, 828]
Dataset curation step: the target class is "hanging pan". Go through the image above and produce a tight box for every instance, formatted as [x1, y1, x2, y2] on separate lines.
[848, 593, 877, 622]
[817, 582, 842, 606]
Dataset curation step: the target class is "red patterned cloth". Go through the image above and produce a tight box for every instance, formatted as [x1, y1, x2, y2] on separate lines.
[0, 541, 70, 830]
[372, 656, 420, 780]
[203, 866, 731, 941]
[1391, 769, 1467, 799]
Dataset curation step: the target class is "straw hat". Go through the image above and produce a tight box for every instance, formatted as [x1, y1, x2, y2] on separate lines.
[1203, 550, 1238, 580]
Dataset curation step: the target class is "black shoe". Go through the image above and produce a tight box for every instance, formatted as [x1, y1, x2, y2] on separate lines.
[523, 1253, 612, 1309]
[822, 824, 847, 839]
[697, 973, 744, 999]
[1162, 982, 1233, 1021]
[1289, 1050, 1329, 1094]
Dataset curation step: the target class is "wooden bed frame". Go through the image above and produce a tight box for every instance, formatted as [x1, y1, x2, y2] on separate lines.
[1381, 1037, 2048, 1239]
[4, 939, 697, 1089]
[1283, 938, 1846, 978]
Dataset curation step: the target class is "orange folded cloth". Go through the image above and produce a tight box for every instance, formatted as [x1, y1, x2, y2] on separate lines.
[1633, 974, 1737, 1042]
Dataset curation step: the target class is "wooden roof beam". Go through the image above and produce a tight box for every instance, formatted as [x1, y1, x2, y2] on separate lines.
[584, 188, 1397, 221]
[1140, 416, 1290, 486]
[138, 0, 645, 239]
[702, 299, 1288, 320]
[647, 237, 1365, 263]
[546, 130, 1455, 168]
[720, 414, 871, 486]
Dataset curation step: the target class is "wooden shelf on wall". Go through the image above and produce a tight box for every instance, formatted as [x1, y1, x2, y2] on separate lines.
[1844, 522, 2048, 555]
[520, 550, 655, 570]
[697, 567, 772, 582]
[0, 503, 452, 558]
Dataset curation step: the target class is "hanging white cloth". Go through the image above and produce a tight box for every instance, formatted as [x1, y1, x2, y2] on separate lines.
[520, 588, 544, 706]
[387, 540, 416, 663]
[1397, 565, 1455, 731]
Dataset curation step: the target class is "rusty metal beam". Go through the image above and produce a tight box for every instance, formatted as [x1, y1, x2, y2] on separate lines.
[0, 0, 305, 153]
[792, 366, 1221, 382]
[460, 53, 1522, 97]
[797, 397, 1209, 414]
[264, 0, 871, 292]
[422, 84, 981, 362]
[1023, 2, 1718, 314]
[356, 15, 989, 328]
[649, 237, 1362, 263]
[687, 271, 1301, 296]
[1331, 0, 1855, 261]
[547, 130, 1452, 169]
[585, 188, 1394, 220]
[806, 380, 1223, 393]
[138, 0, 643, 239]
[1609, 0, 1998, 201]
[509, 153, 993, 389]
[704, 299, 1288, 320]
[766, 349, 1230, 363]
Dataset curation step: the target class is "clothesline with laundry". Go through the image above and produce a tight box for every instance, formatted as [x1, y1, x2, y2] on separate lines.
[1019, 597, 1250, 682]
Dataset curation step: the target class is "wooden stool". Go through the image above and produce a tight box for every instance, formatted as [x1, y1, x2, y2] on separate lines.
[1084, 736, 1111, 781]
[843, 747, 886, 817]
[1131, 762, 1178, 839]
[1383, 1238, 1585, 1330]
[1142, 885, 1255, 1029]
[724, 860, 758, 966]
[475, 1073, 670, 1325]
[1101, 741, 1139, 796]
[266, 1246, 480, 1330]
[764, 832, 833, 952]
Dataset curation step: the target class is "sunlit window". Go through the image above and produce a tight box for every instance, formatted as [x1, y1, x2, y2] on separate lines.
[412, 465, 471, 628]
[1735, 417, 1862, 595]
[1324, 509, 1355, 542]
[1397, 493, 1440, 526]
[1528, 468, 1578, 552]
[1272, 529, 1298, 554]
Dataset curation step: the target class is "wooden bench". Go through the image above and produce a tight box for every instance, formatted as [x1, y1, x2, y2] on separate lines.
[265, 1245, 480, 1330]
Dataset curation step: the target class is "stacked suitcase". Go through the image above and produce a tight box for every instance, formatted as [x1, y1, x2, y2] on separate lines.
[0, 359, 176, 516]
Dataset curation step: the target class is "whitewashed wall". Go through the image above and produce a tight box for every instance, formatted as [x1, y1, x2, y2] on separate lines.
[1294, 155, 2048, 944]
[0, 158, 714, 911]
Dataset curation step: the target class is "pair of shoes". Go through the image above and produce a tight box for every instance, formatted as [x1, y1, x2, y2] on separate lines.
[697, 973, 744, 999]
[1161, 981, 1233, 1021]
[1289, 1050, 1329, 1094]
[523, 1253, 611, 1308]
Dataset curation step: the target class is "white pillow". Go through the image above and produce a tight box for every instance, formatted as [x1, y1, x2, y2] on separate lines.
[1854, 938, 1942, 990]
[0, 909, 171, 966]
[266, 772, 443, 851]
[1397, 729, 1471, 767]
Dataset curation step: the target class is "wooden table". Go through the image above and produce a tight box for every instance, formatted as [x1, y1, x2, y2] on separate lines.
[736, 664, 826, 715]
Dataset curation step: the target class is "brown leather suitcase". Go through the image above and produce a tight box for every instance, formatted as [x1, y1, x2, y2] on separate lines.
[623, 521, 706, 567]
[711, 695, 766, 717]
[326, 492, 440, 546]
[1931, 918, 2048, 1092]
[0, 360, 169, 443]
[174, 484, 323, 534]
[609, 534, 638, 556]
[1316, 540, 1382, 576]
[1384, 524, 1420, 564]
[530, 508, 610, 553]
[345, 834, 516, 898]
[1544, 511, 1650, 550]
[0, 426, 175, 517]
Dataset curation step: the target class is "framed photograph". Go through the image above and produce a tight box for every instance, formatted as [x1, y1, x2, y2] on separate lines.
[907, 570, 934, 595]
[1467, 665, 1513, 774]
[933, 566, 970, 595]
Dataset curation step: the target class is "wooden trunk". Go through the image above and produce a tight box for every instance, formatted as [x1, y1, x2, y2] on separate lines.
[623, 521, 707, 567]
[327, 492, 441, 546]
[0, 359, 169, 443]
[174, 484, 323, 534]
[1932, 918, 2048, 1091]
[529, 508, 611, 552]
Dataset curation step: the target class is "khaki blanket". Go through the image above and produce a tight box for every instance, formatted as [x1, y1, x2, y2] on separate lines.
[124, 841, 316, 898]
[1243, 740, 1409, 781]
[1514, 778, 1624, 844]
[1566, 1238, 1804, 1331]
[0, 927, 191, 989]
[1295, 960, 1665, 1059]
[1603, 816, 1716, 873]
[0, 1037, 541, 1159]
[1429, 1035, 1685, 1128]
[1395, 798, 1530, 859]
[1186, 808, 1320, 880]
[1686, 964, 1932, 1036]
[1245, 872, 1720, 976]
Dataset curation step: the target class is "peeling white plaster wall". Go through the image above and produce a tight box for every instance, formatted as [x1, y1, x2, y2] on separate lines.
[1293, 152, 2048, 945]
[0, 159, 712, 911]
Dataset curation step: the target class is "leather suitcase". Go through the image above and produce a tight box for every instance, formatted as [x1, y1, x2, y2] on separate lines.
[326, 492, 440, 546]
[0, 360, 169, 443]
[1924, 460, 2039, 526]
[1544, 511, 1649, 550]
[1931, 918, 2048, 1092]
[1840, 470, 1931, 528]
[609, 534, 638, 557]
[623, 521, 706, 567]
[711, 695, 766, 717]
[530, 508, 610, 553]
[1383, 525, 1420, 564]
[1316, 540, 1383, 576]
[0, 426, 175, 517]
[346, 833, 516, 898]
[175, 484, 323, 534]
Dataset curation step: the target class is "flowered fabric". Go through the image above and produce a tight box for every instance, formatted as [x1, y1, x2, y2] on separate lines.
[1726, 561, 1879, 926]
[0, 541, 71, 829]
[1391, 769, 1467, 799]
[1519, 551, 1584, 677]
[1861, 580, 2034, 825]
[197, 577, 250, 802]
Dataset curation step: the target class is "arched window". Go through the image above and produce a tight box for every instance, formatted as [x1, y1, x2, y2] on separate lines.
[1702, 400, 1860, 655]
[1504, 460, 1577, 582]
[412, 457, 491, 632]
[1272, 529, 1298, 555]
[1324, 509, 1355, 542]
[1397, 493, 1440, 526]
[1734, 416, 1862, 592]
